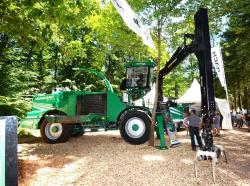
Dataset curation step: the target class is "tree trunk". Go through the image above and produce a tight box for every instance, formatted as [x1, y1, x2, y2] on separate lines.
[54, 49, 59, 83]
[37, 47, 45, 89]
[0, 34, 9, 56]
[236, 81, 242, 110]
[149, 25, 161, 147]
[26, 41, 35, 65]
[233, 89, 236, 109]
[243, 87, 249, 109]
[238, 92, 241, 110]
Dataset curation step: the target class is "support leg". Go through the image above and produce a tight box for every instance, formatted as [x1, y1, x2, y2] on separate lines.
[223, 150, 228, 163]
[211, 158, 216, 182]
[194, 159, 198, 178]
[156, 114, 168, 150]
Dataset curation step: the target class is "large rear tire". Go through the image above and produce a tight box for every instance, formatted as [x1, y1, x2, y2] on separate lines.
[119, 110, 151, 145]
[40, 118, 72, 144]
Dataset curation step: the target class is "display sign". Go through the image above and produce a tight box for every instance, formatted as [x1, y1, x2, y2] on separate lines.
[0, 119, 5, 186]
[0, 116, 18, 186]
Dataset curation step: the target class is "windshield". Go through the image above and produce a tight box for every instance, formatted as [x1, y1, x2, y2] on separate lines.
[126, 67, 148, 88]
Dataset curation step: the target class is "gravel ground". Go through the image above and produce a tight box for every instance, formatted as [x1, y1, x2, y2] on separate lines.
[18, 127, 250, 186]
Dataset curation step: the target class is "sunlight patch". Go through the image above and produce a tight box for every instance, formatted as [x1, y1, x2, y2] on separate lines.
[178, 138, 190, 143]
[180, 158, 193, 165]
[27, 155, 40, 161]
[142, 154, 165, 161]
[36, 167, 55, 174]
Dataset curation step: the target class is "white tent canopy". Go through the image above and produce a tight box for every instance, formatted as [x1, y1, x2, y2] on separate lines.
[176, 79, 232, 130]
[176, 79, 201, 103]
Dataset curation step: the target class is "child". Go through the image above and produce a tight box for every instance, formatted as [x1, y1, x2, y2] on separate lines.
[164, 113, 180, 147]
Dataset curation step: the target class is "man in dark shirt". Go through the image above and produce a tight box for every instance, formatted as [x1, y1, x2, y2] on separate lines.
[187, 109, 203, 151]
[244, 111, 250, 132]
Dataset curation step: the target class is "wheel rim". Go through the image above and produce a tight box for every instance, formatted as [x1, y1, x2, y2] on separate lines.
[125, 117, 146, 138]
[45, 123, 63, 140]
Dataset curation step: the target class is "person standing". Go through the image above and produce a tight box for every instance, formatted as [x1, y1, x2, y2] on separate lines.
[243, 111, 250, 132]
[187, 109, 203, 151]
[183, 111, 190, 136]
[231, 109, 236, 126]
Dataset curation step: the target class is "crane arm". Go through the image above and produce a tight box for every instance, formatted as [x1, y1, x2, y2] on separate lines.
[158, 8, 216, 151]
[158, 43, 193, 101]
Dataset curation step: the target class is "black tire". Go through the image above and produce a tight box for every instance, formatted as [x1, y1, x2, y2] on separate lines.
[40, 118, 72, 144]
[71, 124, 85, 137]
[119, 110, 151, 145]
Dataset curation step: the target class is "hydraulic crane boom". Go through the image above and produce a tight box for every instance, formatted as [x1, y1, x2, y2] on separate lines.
[158, 42, 193, 101]
[158, 8, 216, 151]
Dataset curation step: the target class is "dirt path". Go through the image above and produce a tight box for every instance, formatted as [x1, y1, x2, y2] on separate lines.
[18, 128, 250, 186]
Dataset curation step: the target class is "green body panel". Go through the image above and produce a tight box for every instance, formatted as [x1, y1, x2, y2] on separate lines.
[19, 117, 42, 129]
[20, 89, 127, 129]
[106, 91, 126, 122]
[45, 114, 107, 124]
[20, 91, 73, 129]
[169, 106, 184, 123]
[19, 109, 49, 129]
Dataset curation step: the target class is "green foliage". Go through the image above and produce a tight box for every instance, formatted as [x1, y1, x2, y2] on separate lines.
[221, 0, 250, 108]
[18, 128, 32, 138]
[0, 96, 32, 118]
[0, 0, 151, 119]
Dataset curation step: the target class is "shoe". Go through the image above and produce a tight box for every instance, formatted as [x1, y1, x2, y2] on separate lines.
[199, 146, 204, 150]
[192, 147, 196, 151]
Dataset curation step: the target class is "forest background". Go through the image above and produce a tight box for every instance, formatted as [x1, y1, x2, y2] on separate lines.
[0, 0, 249, 118]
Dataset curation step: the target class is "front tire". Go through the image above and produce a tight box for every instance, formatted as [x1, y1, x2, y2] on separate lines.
[119, 110, 151, 145]
[40, 118, 72, 144]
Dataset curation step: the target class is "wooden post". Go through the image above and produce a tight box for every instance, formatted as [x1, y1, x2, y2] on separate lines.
[149, 23, 162, 147]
